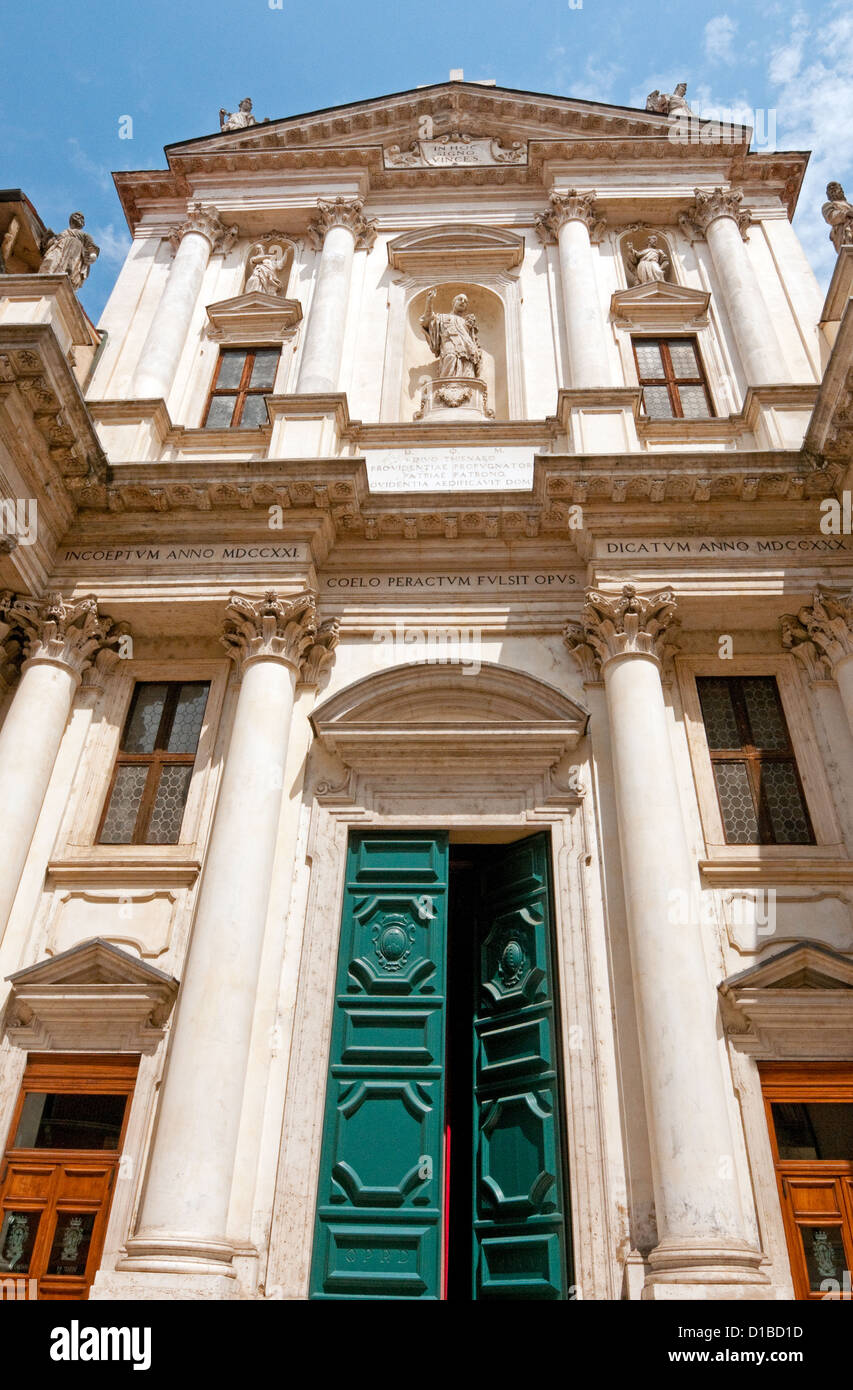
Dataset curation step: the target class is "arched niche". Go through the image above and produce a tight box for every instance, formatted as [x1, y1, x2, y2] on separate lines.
[242, 234, 298, 297]
[403, 281, 508, 421]
[618, 228, 676, 287]
[380, 224, 525, 423]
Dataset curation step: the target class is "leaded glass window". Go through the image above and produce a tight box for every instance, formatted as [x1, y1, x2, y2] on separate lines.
[98, 681, 209, 844]
[696, 676, 814, 845]
[633, 337, 713, 419]
[202, 347, 280, 428]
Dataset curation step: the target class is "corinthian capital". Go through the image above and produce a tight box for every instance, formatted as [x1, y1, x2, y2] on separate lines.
[535, 189, 606, 245]
[781, 587, 853, 681]
[680, 187, 751, 242]
[222, 590, 322, 675]
[0, 591, 129, 681]
[564, 583, 679, 678]
[299, 618, 341, 687]
[169, 202, 239, 256]
[307, 198, 377, 252]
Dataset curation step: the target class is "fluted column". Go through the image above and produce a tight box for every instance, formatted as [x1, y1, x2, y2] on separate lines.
[123, 590, 335, 1277]
[132, 202, 238, 401]
[782, 587, 853, 733]
[0, 592, 126, 939]
[681, 188, 786, 387]
[296, 198, 377, 394]
[536, 189, 613, 388]
[565, 585, 763, 1294]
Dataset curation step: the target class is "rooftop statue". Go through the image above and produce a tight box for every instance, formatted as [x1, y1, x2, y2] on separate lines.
[39, 212, 99, 290]
[645, 82, 694, 118]
[420, 289, 482, 380]
[822, 182, 853, 255]
[220, 97, 257, 132]
[626, 234, 670, 285]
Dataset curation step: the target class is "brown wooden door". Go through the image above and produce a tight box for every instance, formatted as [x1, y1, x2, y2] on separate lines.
[0, 1054, 138, 1301]
[760, 1062, 853, 1300]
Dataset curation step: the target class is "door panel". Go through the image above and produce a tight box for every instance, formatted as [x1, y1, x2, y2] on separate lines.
[310, 831, 449, 1300]
[473, 833, 569, 1300]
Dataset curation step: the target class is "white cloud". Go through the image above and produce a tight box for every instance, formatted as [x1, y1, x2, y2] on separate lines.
[66, 138, 111, 194]
[768, 9, 809, 84]
[92, 223, 130, 267]
[704, 15, 738, 65]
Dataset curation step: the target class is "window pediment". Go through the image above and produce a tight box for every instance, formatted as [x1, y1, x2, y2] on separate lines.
[205, 291, 302, 345]
[5, 937, 179, 1053]
[720, 942, 853, 1059]
[611, 281, 710, 331]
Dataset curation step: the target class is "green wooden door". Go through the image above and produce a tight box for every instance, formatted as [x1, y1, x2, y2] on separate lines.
[309, 831, 449, 1299]
[472, 833, 570, 1299]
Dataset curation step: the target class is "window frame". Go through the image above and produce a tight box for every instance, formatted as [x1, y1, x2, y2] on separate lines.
[201, 346, 281, 430]
[632, 335, 715, 420]
[677, 655, 844, 862]
[96, 680, 211, 846]
[696, 675, 815, 847]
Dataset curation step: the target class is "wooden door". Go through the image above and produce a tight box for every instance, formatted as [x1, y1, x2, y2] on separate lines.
[760, 1062, 853, 1300]
[0, 1054, 138, 1300]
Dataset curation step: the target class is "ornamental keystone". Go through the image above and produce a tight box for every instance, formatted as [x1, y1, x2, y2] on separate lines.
[781, 586, 853, 681]
[169, 202, 239, 256]
[222, 590, 321, 674]
[535, 190, 606, 245]
[680, 187, 751, 242]
[307, 198, 378, 252]
[564, 584, 680, 678]
[0, 591, 129, 681]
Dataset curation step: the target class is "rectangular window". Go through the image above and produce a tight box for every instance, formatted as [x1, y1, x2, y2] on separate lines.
[202, 346, 280, 428]
[696, 676, 815, 845]
[633, 336, 713, 419]
[98, 681, 209, 845]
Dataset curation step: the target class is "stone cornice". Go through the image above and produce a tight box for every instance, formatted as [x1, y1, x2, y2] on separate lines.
[564, 583, 679, 677]
[221, 589, 322, 675]
[781, 586, 853, 680]
[0, 590, 129, 680]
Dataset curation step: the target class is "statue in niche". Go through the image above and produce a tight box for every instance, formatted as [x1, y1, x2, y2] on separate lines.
[822, 182, 853, 255]
[40, 212, 99, 289]
[646, 82, 694, 118]
[245, 241, 289, 296]
[625, 234, 670, 285]
[420, 289, 482, 380]
[220, 97, 257, 131]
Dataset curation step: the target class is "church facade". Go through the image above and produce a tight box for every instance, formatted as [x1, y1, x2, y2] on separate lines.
[0, 79, 852, 1302]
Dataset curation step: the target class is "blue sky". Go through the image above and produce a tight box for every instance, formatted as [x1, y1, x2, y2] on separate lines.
[2, 0, 850, 320]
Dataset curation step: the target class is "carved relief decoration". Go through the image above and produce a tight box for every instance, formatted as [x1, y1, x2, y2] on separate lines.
[384, 132, 527, 168]
[535, 190, 607, 245]
[307, 198, 378, 252]
[564, 583, 680, 677]
[781, 586, 853, 681]
[221, 589, 321, 675]
[0, 591, 129, 679]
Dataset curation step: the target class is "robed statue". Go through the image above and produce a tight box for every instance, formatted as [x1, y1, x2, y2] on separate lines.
[626, 234, 670, 285]
[822, 182, 853, 255]
[40, 212, 100, 290]
[646, 82, 694, 118]
[420, 289, 482, 379]
[245, 242, 288, 296]
[220, 97, 257, 132]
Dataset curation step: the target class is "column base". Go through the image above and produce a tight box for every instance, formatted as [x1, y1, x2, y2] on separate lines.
[642, 1237, 770, 1299]
[117, 1231, 237, 1278]
[89, 1269, 242, 1301]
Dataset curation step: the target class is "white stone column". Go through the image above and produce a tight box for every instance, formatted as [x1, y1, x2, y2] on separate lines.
[0, 592, 126, 940]
[536, 190, 613, 389]
[296, 198, 377, 394]
[782, 586, 853, 732]
[565, 586, 764, 1296]
[122, 591, 337, 1278]
[682, 188, 786, 387]
[132, 202, 238, 401]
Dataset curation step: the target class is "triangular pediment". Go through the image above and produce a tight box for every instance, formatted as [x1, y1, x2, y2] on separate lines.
[719, 943, 853, 1059]
[7, 936, 175, 988]
[611, 281, 711, 328]
[205, 291, 302, 345]
[722, 942, 853, 994]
